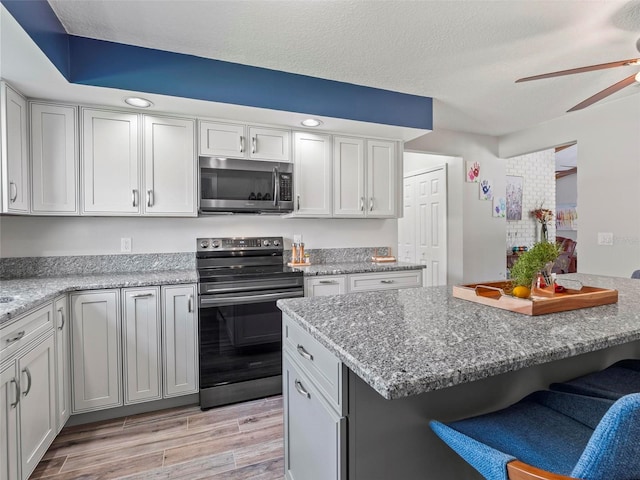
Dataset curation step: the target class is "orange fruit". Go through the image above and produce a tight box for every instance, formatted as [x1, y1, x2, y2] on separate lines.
[512, 286, 531, 298]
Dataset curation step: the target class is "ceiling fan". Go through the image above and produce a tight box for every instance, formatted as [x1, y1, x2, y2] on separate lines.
[516, 39, 640, 112]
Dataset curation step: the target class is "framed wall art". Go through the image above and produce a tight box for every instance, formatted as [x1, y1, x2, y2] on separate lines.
[506, 175, 523, 221]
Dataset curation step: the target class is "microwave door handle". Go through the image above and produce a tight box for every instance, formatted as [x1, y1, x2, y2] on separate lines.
[273, 166, 279, 206]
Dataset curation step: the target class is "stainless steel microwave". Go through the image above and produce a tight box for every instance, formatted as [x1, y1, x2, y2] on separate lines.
[199, 157, 294, 214]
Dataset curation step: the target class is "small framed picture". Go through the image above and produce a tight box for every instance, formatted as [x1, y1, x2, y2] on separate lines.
[466, 161, 480, 183]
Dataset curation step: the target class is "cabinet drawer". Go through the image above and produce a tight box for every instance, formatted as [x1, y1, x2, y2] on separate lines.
[1, 302, 53, 361]
[283, 314, 345, 414]
[305, 275, 347, 297]
[348, 270, 422, 292]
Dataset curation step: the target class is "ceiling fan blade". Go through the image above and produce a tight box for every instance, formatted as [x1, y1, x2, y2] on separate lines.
[516, 58, 640, 83]
[567, 74, 638, 112]
[556, 167, 577, 179]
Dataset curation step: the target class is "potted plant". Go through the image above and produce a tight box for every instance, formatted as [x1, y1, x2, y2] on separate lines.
[509, 241, 561, 297]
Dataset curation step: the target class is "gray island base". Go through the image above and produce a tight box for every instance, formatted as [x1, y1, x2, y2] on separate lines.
[278, 274, 640, 480]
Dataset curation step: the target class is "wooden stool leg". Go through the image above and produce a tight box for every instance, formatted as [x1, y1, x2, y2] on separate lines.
[507, 460, 575, 480]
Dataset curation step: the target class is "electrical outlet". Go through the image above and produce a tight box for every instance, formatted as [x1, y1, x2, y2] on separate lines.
[597, 232, 614, 246]
[121, 237, 132, 253]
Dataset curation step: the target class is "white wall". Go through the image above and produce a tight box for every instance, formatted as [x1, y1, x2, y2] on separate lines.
[506, 149, 556, 247]
[406, 129, 506, 283]
[499, 94, 640, 278]
[0, 215, 397, 257]
[556, 173, 577, 242]
[403, 152, 463, 285]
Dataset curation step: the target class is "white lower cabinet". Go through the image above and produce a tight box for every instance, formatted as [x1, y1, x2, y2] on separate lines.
[54, 295, 71, 432]
[162, 285, 198, 397]
[304, 276, 347, 297]
[1, 361, 20, 480]
[284, 353, 346, 480]
[123, 287, 161, 404]
[70, 290, 122, 413]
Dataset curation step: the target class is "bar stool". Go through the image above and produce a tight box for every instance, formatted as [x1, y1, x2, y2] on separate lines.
[430, 391, 640, 480]
[550, 359, 640, 400]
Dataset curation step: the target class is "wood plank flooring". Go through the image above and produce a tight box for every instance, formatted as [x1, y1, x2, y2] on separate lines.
[30, 396, 284, 480]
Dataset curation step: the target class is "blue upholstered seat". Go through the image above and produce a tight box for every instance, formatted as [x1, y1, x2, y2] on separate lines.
[632, 270, 640, 279]
[430, 391, 640, 480]
[550, 359, 640, 400]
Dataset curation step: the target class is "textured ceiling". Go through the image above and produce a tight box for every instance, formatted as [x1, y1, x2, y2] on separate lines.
[22, 1, 640, 135]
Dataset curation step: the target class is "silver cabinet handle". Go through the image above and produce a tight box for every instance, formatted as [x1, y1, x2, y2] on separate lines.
[239, 135, 245, 153]
[319, 280, 337, 285]
[297, 344, 314, 361]
[147, 189, 154, 207]
[380, 280, 394, 284]
[369, 197, 374, 211]
[58, 307, 65, 331]
[294, 379, 310, 399]
[9, 181, 17, 202]
[5, 331, 25, 344]
[22, 367, 32, 397]
[251, 136, 257, 154]
[132, 189, 139, 207]
[132, 293, 154, 298]
[188, 295, 194, 313]
[297, 195, 300, 211]
[10, 378, 20, 408]
[360, 197, 364, 211]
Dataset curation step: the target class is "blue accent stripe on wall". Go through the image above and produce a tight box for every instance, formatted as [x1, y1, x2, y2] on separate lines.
[1, 0, 70, 79]
[69, 36, 432, 129]
[2, 0, 432, 130]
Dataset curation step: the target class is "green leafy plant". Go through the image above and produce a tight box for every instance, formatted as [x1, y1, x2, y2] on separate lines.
[509, 241, 561, 287]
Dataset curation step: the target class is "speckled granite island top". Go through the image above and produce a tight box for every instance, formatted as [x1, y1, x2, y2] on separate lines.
[0, 270, 198, 325]
[291, 261, 425, 276]
[277, 274, 640, 400]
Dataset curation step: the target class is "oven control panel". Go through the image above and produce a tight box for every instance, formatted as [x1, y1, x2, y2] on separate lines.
[197, 237, 283, 252]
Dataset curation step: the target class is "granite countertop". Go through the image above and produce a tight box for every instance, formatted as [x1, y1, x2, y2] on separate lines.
[0, 270, 198, 325]
[291, 261, 425, 276]
[277, 274, 640, 400]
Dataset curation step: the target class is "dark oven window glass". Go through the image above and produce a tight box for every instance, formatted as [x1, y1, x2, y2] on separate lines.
[199, 300, 282, 388]
[201, 169, 273, 202]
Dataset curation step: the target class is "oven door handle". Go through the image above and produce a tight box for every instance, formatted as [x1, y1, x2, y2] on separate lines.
[199, 290, 304, 307]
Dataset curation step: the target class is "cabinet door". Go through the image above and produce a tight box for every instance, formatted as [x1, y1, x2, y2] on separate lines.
[144, 115, 196, 216]
[54, 295, 71, 432]
[199, 121, 245, 157]
[0, 362, 19, 480]
[366, 140, 396, 217]
[18, 333, 56, 480]
[123, 288, 161, 404]
[248, 126, 291, 162]
[82, 109, 140, 214]
[1, 82, 29, 213]
[30, 103, 78, 214]
[284, 354, 346, 480]
[305, 276, 347, 297]
[162, 285, 198, 397]
[333, 136, 365, 217]
[294, 132, 332, 217]
[70, 291, 122, 412]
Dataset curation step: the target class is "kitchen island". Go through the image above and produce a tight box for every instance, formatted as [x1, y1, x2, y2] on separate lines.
[277, 274, 640, 479]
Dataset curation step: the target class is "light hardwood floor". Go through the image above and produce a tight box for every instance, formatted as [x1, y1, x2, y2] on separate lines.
[30, 396, 284, 480]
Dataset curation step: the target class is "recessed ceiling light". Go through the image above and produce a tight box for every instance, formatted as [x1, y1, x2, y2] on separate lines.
[301, 118, 323, 127]
[124, 97, 154, 108]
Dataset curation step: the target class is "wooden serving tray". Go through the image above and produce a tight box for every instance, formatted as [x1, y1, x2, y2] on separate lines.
[452, 281, 618, 316]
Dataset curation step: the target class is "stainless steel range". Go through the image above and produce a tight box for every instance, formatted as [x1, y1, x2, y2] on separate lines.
[196, 236, 304, 410]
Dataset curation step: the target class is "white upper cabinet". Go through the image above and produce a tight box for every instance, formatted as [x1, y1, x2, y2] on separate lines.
[1, 82, 29, 214]
[143, 115, 196, 216]
[333, 136, 366, 217]
[81, 108, 140, 215]
[248, 126, 291, 162]
[366, 140, 396, 217]
[293, 132, 332, 217]
[30, 103, 78, 215]
[199, 121, 245, 157]
[199, 120, 291, 162]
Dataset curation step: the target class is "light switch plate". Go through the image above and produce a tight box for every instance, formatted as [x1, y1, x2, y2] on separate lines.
[121, 237, 132, 253]
[597, 232, 614, 246]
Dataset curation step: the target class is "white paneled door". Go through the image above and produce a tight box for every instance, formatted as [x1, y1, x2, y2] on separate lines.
[399, 166, 447, 286]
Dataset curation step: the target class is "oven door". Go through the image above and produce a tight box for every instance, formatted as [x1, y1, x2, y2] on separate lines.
[199, 288, 303, 389]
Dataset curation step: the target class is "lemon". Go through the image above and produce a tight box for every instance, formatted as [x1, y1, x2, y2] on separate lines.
[512, 286, 531, 298]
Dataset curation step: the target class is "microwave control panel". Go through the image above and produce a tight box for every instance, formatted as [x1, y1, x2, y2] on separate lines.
[280, 173, 292, 201]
